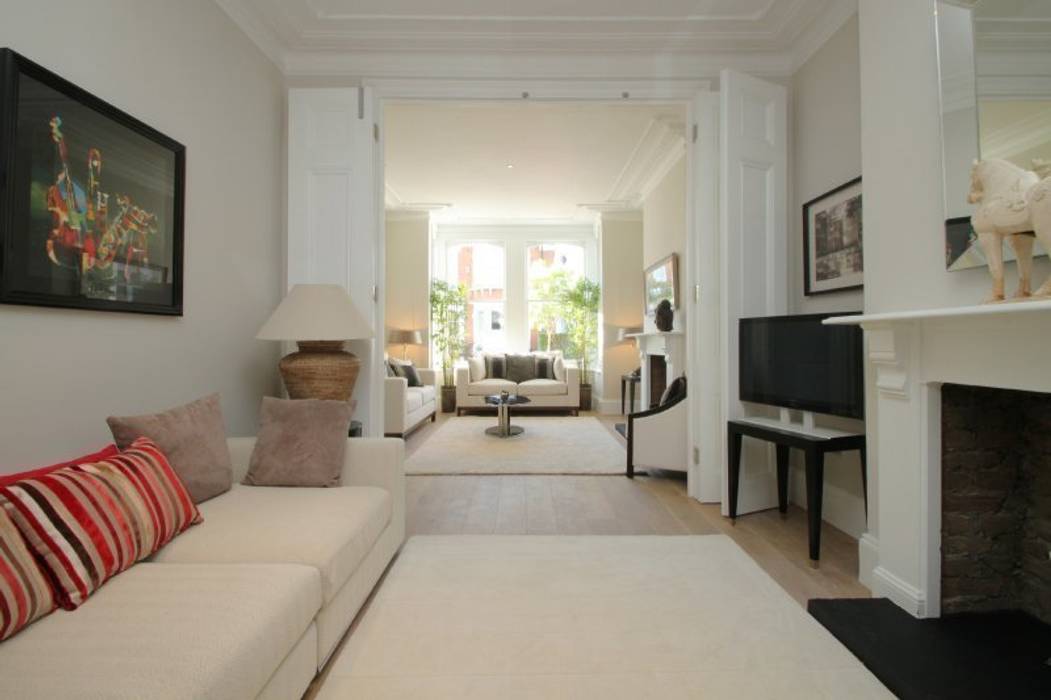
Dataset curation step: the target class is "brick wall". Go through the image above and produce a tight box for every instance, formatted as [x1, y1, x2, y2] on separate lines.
[941, 384, 1051, 624]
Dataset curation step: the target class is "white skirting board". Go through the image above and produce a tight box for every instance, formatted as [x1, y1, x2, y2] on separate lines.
[595, 398, 641, 415]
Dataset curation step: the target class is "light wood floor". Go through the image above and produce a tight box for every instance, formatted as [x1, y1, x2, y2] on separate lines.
[304, 410, 868, 698]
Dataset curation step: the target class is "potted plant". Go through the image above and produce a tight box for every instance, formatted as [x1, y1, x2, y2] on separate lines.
[561, 278, 600, 411]
[430, 279, 468, 413]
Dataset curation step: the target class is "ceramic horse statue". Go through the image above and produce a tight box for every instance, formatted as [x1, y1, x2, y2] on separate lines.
[968, 158, 1051, 302]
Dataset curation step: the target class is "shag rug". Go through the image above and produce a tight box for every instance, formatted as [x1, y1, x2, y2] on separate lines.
[405, 417, 625, 475]
[317, 536, 890, 699]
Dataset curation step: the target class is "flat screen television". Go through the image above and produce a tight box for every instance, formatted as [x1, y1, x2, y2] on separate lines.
[739, 313, 864, 419]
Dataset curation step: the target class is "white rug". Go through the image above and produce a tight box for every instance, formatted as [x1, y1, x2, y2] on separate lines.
[318, 536, 890, 699]
[405, 417, 625, 475]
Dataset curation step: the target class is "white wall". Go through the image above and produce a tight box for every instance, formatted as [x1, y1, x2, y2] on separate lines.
[786, 15, 868, 539]
[600, 215, 644, 409]
[384, 213, 430, 368]
[0, 0, 284, 472]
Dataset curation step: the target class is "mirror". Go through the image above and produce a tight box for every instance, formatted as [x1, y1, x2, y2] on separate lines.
[936, 0, 1051, 271]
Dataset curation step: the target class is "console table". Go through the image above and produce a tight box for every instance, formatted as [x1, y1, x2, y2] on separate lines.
[727, 418, 866, 562]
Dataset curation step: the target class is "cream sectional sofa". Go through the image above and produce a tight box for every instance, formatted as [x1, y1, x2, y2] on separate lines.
[0, 436, 405, 700]
[455, 356, 581, 414]
[385, 367, 438, 437]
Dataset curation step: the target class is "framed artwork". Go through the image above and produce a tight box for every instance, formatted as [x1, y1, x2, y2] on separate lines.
[644, 253, 679, 314]
[0, 49, 185, 315]
[803, 177, 863, 296]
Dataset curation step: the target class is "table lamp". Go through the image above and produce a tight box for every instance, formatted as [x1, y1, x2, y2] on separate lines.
[387, 328, 424, 360]
[256, 284, 373, 400]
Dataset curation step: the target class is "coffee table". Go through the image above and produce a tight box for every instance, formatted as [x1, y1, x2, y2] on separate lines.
[484, 394, 531, 437]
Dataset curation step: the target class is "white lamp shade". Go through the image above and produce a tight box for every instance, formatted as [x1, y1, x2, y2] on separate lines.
[256, 284, 373, 341]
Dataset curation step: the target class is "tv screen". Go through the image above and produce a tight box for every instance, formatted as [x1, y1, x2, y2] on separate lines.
[739, 313, 864, 419]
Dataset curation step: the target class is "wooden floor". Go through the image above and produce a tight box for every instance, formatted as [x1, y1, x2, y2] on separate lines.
[403, 410, 869, 606]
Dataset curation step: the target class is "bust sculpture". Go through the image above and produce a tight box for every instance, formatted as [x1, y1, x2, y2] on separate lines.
[654, 299, 674, 332]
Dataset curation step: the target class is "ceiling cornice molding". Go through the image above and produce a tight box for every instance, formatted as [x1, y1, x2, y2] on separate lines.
[981, 105, 1051, 162]
[384, 183, 451, 213]
[606, 117, 687, 207]
[384, 209, 431, 223]
[214, 0, 287, 71]
[787, 0, 858, 73]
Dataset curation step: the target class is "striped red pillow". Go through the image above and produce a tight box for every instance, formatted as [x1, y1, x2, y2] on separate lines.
[0, 438, 201, 609]
[0, 507, 56, 640]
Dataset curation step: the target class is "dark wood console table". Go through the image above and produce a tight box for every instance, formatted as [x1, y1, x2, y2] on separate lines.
[727, 418, 866, 563]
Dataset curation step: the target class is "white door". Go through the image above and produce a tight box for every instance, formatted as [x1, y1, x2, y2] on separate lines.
[687, 90, 723, 503]
[288, 87, 383, 436]
[719, 70, 788, 516]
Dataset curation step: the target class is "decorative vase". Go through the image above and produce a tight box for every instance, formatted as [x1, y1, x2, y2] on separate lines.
[655, 299, 674, 332]
[279, 341, 361, 400]
[441, 385, 457, 413]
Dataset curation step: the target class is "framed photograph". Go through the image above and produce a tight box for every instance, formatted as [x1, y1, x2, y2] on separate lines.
[803, 177, 863, 296]
[0, 49, 185, 315]
[644, 253, 679, 314]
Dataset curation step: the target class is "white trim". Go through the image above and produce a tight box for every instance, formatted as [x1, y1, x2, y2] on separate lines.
[825, 297, 1051, 325]
[871, 566, 928, 617]
[857, 533, 879, 591]
[606, 117, 687, 208]
[788, 0, 858, 72]
[367, 78, 712, 101]
[213, 0, 286, 71]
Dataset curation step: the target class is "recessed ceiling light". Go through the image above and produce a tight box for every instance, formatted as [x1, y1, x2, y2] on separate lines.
[506, 163, 514, 169]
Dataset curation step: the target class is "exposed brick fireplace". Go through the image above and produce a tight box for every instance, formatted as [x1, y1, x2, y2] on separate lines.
[941, 383, 1051, 624]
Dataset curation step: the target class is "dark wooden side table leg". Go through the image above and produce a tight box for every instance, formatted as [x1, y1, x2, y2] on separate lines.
[629, 379, 636, 414]
[776, 444, 790, 516]
[621, 377, 626, 415]
[804, 446, 825, 562]
[728, 426, 743, 521]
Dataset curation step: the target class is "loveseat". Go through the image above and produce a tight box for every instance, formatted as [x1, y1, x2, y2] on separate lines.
[0, 436, 405, 700]
[455, 353, 581, 414]
[384, 366, 438, 437]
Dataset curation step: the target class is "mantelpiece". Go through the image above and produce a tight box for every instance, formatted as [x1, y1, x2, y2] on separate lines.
[826, 300, 1051, 618]
[626, 331, 685, 411]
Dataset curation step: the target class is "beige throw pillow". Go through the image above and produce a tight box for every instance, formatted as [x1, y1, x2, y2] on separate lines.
[553, 356, 566, 382]
[467, 355, 486, 382]
[107, 394, 232, 504]
[243, 397, 353, 487]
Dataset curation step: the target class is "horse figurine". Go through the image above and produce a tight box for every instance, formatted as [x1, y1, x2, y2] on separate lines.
[968, 158, 1051, 302]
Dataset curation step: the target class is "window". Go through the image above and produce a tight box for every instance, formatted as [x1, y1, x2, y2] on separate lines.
[445, 242, 506, 355]
[527, 242, 585, 354]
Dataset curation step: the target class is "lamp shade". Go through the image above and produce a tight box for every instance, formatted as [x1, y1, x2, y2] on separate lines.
[256, 284, 373, 341]
[387, 328, 424, 345]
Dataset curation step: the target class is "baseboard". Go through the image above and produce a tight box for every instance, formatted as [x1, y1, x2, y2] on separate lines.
[788, 461, 866, 539]
[596, 398, 639, 415]
[871, 565, 928, 618]
[858, 533, 879, 591]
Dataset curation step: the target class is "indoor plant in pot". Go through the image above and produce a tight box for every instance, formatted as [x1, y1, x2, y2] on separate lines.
[430, 279, 468, 413]
[561, 278, 600, 411]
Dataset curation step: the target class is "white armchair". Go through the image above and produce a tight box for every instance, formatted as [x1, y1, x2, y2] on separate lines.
[384, 367, 438, 438]
[625, 376, 688, 477]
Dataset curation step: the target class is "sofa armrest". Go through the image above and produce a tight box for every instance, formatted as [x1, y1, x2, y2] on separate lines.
[343, 438, 406, 546]
[417, 368, 438, 387]
[455, 364, 470, 404]
[565, 364, 581, 403]
[385, 376, 408, 433]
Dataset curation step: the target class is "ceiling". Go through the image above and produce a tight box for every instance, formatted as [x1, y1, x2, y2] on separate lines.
[215, 0, 859, 77]
[384, 102, 686, 221]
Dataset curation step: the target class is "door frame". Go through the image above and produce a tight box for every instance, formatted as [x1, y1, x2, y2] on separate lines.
[368, 77, 721, 502]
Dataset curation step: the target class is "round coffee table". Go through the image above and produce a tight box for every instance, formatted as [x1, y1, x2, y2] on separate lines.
[484, 394, 531, 437]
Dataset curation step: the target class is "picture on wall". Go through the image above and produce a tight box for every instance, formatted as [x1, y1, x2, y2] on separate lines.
[0, 49, 185, 315]
[644, 253, 679, 314]
[803, 177, 863, 296]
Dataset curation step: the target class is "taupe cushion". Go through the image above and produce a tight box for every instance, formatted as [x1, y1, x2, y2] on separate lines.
[243, 397, 353, 487]
[107, 394, 232, 504]
[506, 354, 537, 383]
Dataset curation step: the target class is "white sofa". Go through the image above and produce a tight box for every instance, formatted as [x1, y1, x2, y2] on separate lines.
[385, 367, 438, 437]
[0, 437, 405, 700]
[455, 357, 580, 415]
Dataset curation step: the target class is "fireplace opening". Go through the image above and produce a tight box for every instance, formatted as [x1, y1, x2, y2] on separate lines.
[648, 354, 667, 406]
[941, 383, 1051, 623]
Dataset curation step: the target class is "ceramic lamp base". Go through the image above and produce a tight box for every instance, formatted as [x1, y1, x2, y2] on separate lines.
[278, 341, 361, 400]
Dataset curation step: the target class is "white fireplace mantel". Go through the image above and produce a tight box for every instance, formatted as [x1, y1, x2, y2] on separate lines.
[826, 300, 1051, 618]
[627, 331, 685, 411]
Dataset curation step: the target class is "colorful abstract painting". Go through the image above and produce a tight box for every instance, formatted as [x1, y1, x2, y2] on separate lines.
[1, 49, 184, 315]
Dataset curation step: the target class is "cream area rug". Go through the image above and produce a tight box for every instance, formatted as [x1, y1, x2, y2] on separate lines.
[405, 417, 625, 475]
[318, 536, 890, 699]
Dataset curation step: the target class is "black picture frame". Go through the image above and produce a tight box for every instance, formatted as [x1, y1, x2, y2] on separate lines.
[0, 48, 185, 316]
[802, 176, 863, 296]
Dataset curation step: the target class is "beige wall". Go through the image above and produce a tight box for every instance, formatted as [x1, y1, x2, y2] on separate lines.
[642, 157, 686, 269]
[600, 216, 644, 406]
[790, 15, 864, 317]
[384, 214, 430, 367]
[0, 0, 284, 472]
